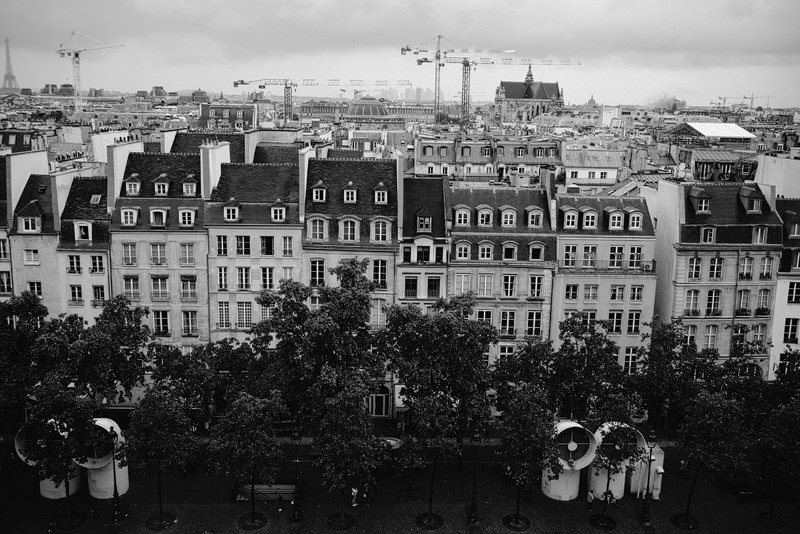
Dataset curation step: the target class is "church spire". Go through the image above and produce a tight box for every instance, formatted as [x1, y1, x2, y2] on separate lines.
[524, 64, 533, 84]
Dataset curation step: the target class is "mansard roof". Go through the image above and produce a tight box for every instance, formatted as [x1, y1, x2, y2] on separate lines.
[119, 153, 201, 198]
[305, 159, 397, 217]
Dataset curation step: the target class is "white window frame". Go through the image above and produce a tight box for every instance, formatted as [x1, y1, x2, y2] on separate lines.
[224, 206, 239, 222]
[528, 210, 542, 227]
[121, 209, 137, 226]
[456, 243, 470, 260]
[478, 210, 492, 227]
[183, 183, 196, 196]
[154, 182, 168, 196]
[178, 209, 195, 227]
[456, 210, 470, 226]
[583, 212, 597, 229]
[478, 243, 493, 260]
[126, 182, 140, 196]
[564, 211, 578, 229]
[271, 206, 286, 222]
[374, 190, 387, 205]
[344, 189, 357, 204]
[609, 213, 623, 229]
[313, 188, 326, 202]
[501, 210, 516, 227]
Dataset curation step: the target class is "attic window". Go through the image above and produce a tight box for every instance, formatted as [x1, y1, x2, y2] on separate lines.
[312, 188, 326, 202]
[21, 217, 40, 232]
[374, 188, 387, 205]
[90, 194, 102, 205]
[183, 183, 196, 196]
[271, 206, 286, 222]
[791, 223, 800, 237]
[629, 213, 643, 230]
[150, 209, 167, 228]
[344, 183, 357, 204]
[76, 223, 91, 240]
[417, 216, 432, 232]
[697, 198, 710, 213]
[155, 182, 169, 196]
[609, 212, 624, 229]
[224, 206, 239, 222]
[121, 209, 137, 226]
[126, 182, 140, 196]
[747, 198, 761, 213]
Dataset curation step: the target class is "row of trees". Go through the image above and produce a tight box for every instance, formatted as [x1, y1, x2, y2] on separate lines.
[3, 258, 799, 530]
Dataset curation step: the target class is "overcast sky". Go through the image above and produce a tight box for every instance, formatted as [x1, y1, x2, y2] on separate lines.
[3, 0, 799, 107]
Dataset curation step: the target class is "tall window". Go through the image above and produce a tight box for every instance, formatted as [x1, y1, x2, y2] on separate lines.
[261, 236, 274, 255]
[69, 285, 83, 304]
[404, 276, 418, 298]
[181, 276, 197, 299]
[584, 284, 598, 301]
[236, 235, 250, 255]
[123, 276, 139, 299]
[686, 289, 699, 313]
[502, 275, 516, 297]
[477, 310, 492, 323]
[738, 256, 753, 279]
[478, 274, 493, 297]
[217, 235, 228, 256]
[374, 220, 388, 242]
[760, 257, 773, 279]
[455, 273, 471, 295]
[500, 310, 516, 336]
[688, 257, 701, 279]
[685, 325, 697, 347]
[311, 219, 325, 240]
[527, 311, 542, 337]
[709, 257, 723, 279]
[342, 220, 357, 241]
[628, 246, 642, 268]
[237, 267, 251, 290]
[627, 311, 641, 334]
[706, 290, 721, 315]
[563, 245, 577, 267]
[609, 246, 623, 268]
[0, 239, 8, 260]
[623, 347, 638, 375]
[237, 302, 253, 328]
[784, 318, 799, 343]
[153, 311, 170, 336]
[630, 285, 643, 301]
[427, 277, 441, 299]
[704, 325, 718, 349]
[565, 284, 578, 300]
[372, 260, 387, 289]
[261, 267, 274, 290]
[529, 275, 543, 298]
[310, 259, 325, 287]
[582, 245, 597, 268]
[151, 276, 169, 299]
[282, 237, 293, 256]
[67, 255, 81, 274]
[753, 226, 767, 244]
[610, 285, 625, 301]
[608, 311, 622, 333]
[180, 244, 194, 266]
[564, 212, 577, 228]
[0, 272, 11, 293]
[790, 282, 800, 303]
[736, 289, 751, 311]
[182, 311, 198, 336]
[218, 267, 228, 291]
[755, 289, 769, 311]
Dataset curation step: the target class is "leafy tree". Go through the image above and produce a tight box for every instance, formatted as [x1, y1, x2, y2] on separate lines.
[493, 337, 561, 529]
[22, 377, 98, 529]
[774, 346, 800, 402]
[126, 386, 197, 530]
[755, 396, 800, 527]
[209, 392, 284, 530]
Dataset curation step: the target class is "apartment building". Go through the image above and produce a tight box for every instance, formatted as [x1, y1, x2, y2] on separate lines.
[562, 149, 625, 194]
[772, 199, 800, 379]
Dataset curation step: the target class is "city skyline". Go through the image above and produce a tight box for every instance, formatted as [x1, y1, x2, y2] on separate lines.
[2, 0, 800, 107]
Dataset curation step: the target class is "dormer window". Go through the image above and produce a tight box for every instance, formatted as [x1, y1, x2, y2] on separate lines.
[697, 198, 710, 213]
[417, 216, 431, 232]
[224, 206, 239, 222]
[478, 210, 492, 226]
[564, 211, 578, 229]
[456, 209, 470, 226]
[344, 189, 357, 204]
[747, 198, 761, 213]
[438, 146, 447, 157]
[179, 209, 195, 227]
[461, 147, 471, 157]
[536, 148, 544, 157]
[753, 226, 767, 244]
[583, 212, 597, 229]
[155, 182, 169, 196]
[501, 210, 516, 227]
[150, 209, 167, 227]
[502, 243, 517, 260]
[497, 147, 504, 156]
[121, 209, 137, 226]
[516, 147, 525, 157]
[313, 188, 326, 202]
[791, 222, 800, 237]
[126, 182, 140, 196]
[702, 227, 715, 244]
[629, 213, 642, 230]
[90, 194, 102, 205]
[374, 189, 387, 205]
[271, 206, 286, 222]
[528, 210, 542, 227]
[529, 244, 544, 261]
[609, 212, 624, 229]
[183, 183, 196, 196]
[75, 222, 91, 240]
[21, 217, 40, 232]
[423, 146, 433, 156]
[482, 147, 491, 157]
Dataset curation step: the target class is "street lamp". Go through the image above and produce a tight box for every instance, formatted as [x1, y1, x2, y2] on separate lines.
[108, 426, 125, 524]
[639, 429, 657, 526]
[290, 431, 302, 523]
[468, 432, 481, 525]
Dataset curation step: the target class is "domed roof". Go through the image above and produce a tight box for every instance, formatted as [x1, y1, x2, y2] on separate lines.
[346, 95, 388, 117]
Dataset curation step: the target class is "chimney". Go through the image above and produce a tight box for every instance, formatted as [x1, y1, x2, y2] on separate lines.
[298, 146, 315, 223]
[5, 150, 49, 227]
[106, 138, 144, 213]
[200, 140, 230, 198]
[396, 149, 406, 240]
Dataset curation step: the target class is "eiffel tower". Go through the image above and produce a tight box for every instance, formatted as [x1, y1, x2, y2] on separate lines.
[1, 38, 21, 94]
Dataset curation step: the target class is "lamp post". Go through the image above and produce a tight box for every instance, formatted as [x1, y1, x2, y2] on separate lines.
[108, 426, 125, 524]
[639, 429, 657, 526]
[468, 432, 480, 525]
[290, 431, 302, 523]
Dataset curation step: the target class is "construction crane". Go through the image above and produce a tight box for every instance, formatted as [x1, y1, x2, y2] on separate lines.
[402, 35, 580, 125]
[234, 78, 297, 120]
[743, 93, 775, 109]
[56, 30, 124, 108]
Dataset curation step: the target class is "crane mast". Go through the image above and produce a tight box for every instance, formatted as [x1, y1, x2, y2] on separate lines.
[56, 30, 124, 108]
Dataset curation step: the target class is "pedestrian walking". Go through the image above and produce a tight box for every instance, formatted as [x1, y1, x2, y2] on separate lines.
[587, 489, 595, 511]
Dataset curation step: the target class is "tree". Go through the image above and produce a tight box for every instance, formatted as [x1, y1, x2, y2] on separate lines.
[22, 377, 98, 529]
[493, 337, 561, 531]
[755, 396, 800, 527]
[209, 392, 284, 530]
[126, 386, 197, 530]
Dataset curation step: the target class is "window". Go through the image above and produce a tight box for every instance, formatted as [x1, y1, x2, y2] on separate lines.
[701, 227, 715, 243]
[151, 276, 169, 299]
[747, 198, 762, 213]
[153, 311, 170, 336]
[310, 219, 325, 240]
[235, 267, 250, 291]
[515, 147, 524, 157]
[0, 272, 10, 293]
[529, 245, 544, 261]
[427, 166, 434, 174]
[736, 289, 751, 311]
[404, 276, 418, 298]
[282, 237, 293, 256]
[789, 282, 800, 303]
[224, 206, 239, 222]
[527, 311, 542, 337]
[67, 255, 81, 274]
[688, 257, 701, 279]
[609, 246, 623, 268]
[28, 281, 42, 297]
[427, 277, 441, 299]
[179, 210, 194, 227]
[479, 243, 493, 260]
[310, 259, 325, 287]
[502, 244, 517, 260]
[760, 257, 773, 279]
[584, 284, 598, 301]
[629, 213, 642, 230]
[374, 190, 387, 204]
[684, 325, 697, 347]
[151, 243, 166, 265]
[92, 285, 105, 304]
[150, 210, 166, 227]
[417, 216, 431, 232]
[76, 223, 90, 240]
[528, 211, 542, 227]
[372, 260, 387, 289]
[456, 210, 470, 226]
[600, 171, 608, 180]
[627, 311, 641, 334]
[784, 318, 799, 343]
[257, 236, 274, 256]
[237, 302, 253, 329]
[90, 255, 104, 273]
[121, 209, 137, 226]
[417, 246, 431, 263]
[456, 243, 470, 260]
[583, 212, 597, 229]
[236, 235, 251, 256]
[609, 213, 623, 229]
[752, 324, 767, 350]
[442, 166, 449, 175]
[438, 146, 448, 157]
[183, 183, 196, 196]
[608, 311, 622, 333]
[623, 347, 638, 375]
[478, 210, 492, 226]
[500, 310, 516, 336]
[271, 207, 286, 222]
[67, 285, 83, 305]
[588, 171, 596, 179]
[282, 267, 293, 281]
[697, 198, 710, 213]
[610, 285, 625, 301]
[706, 290, 721, 315]
[686, 289, 699, 313]
[462, 147, 472, 157]
[123, 276, 139, 299]
[313, 188, 326, 202]
[403, 247, 412, 263]
[529, 275, 543, 298]
[217, 235, 228, 256]
[709, 257, 723, 279]
[374, 220, 388, 242]
[791, 223, 800, 237]
[261, 267, 274, 291]
[704, 325, 718, 349]
[628, 246, 642, 268]
[182, 311, 198, 336]
[154, 182, 168, 196]
[753, 226, 767, 244]
[565, 284, 578, 300]
[126, 182, 140, 196]
[755, 288, 770, 310]
[0, 239, 7, 260]
[564, 211, 577, 228]
[582, 245, 597, 268]
[502, 275, 516, 297]
[24, 249, 39, 264]
[478, 274, 493, 297]
[344, 189, 357, 204]
[794, 252, 800, 270]
[342, 220, 357, 241]
[630, 285, 643, 301]
[502, 211, 516, 227]
[563, 245, 577, 267]
[262, 303, 276, 322]
[739, 256, 753, 279]
[455, 273, 471, 295]
[477, 309, 492, 324]
[218, 267, 228, 291]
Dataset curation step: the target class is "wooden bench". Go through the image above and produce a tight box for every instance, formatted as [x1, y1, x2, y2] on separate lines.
[235, 482, 296, 502]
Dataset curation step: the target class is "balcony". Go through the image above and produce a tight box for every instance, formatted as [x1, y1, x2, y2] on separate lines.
[123, 291, 140, 301]
[180, 257, 195, 267]
[216, 322, 232, 329]
[499, 328, 517, 338]
[755, 307, 771, 316]
[151, 291, 170, 301]
[153, 330, 171, 338]
[90, 268, 105, 275]
[67, 299, 84, 307]
[735, 308, 751, 317]
[181, 329, 199, 337]
[683, 308, 700, 317]
[234, 322, 254, 330]
[66, 267, 82, 274]
[706, 309, 722, 317]
[122, 258, 137, 266]
[759, 273, 773, 280]
[237, 284, 251, 291]
[151, 258, 167, 266]
[738, 272, 753, 281]
[558, 259, 656, 273]
[784, 336, 798, 344]
[181, 290, 198, 301]
[91, 299, 105, 308]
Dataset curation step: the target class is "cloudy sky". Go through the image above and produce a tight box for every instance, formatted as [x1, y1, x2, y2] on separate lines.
[3, 0, 799, 107]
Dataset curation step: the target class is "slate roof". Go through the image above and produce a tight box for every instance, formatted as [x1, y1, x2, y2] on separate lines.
[555, 195, 655, 236]
[403, 178, 447, 239]
[776, 198, 800, 271]
[448, 187, 554, 235]
[499, 81, 561, 100]
[0, 156, 7, 228]
[328, 149, 364, 159]
[61, 177, 110, 220]
[682, 183, 782, 226]
[170, 132, 246, 163]
[253, 143, 300, 164]
[563, 150, 625, 169]
[13, 175, 56, 233]
[110, 197, 205, 232]
[305, 159, 397, 218]
[118, 153, 201, 199]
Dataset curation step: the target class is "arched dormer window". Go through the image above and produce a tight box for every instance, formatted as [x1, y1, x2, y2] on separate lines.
[582, 211, 597, 229]
[462, 146, 471, 157]
[502, 242, 518, 261]
[528, 209, 543, 227]
[478, 209, 493, 227]
[150, 208, 168, 228]
[529, 243, 545, 261]
[74, 221, 92, 240]
[629, 212, 643, 230]
[501, 209, 516, 227]
[609, 212, 624, 229]
[536, 148, 544, 157]
[455, 241, 471, 260]
[482, 146, 491, 157]
[478, 242, 493, 260]
[371, 218, 390, 243]
[455, 209, 470, 226]
[308, 216, 329, 241]
[343, 181, 357, 204]
[563, 210, 578, 229]
[178, 209, 195, 227]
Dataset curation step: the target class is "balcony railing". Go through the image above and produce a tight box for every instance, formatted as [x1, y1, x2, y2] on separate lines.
[735, 308, 751, 317]
[123, 291, 140, 300]
[66, 267, 82, 274]
[180, 257, 195, 267]
[706, 309, 722, 317]
[67, 299, 84, 306]
[738, 272, 753, 280]
[181, 290, 197, 300]
[151, 291, 170, 301]
[755, 307, 771, 316]
[151, 258, 167, 266]
[91, 299, 105, 308]
[683, 308, 700, 317]
[90, 267, 105, 274]
[759, 273, 773, 280]
[499, 328, 517, 337]
[558, 259, 656, 273]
